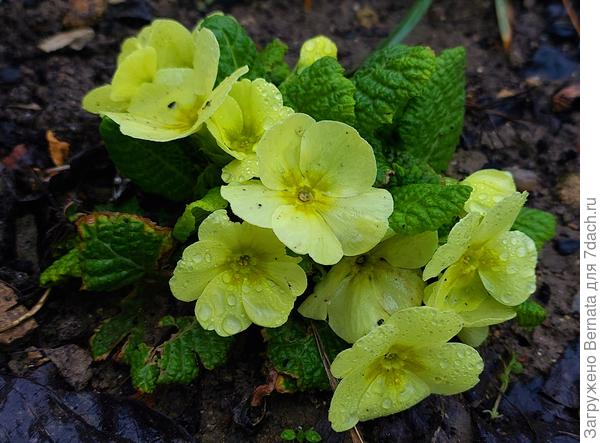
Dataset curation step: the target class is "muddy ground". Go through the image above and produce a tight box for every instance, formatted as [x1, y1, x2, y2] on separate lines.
[0, 0, 580, 442]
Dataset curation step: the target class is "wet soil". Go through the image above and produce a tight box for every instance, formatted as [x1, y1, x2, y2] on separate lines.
[0, 0, 580, 442]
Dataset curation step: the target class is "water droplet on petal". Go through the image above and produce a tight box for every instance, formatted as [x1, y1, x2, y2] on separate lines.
[227, 295, 237, 306]
[204, 252, 212, 263]
[197, 304, 212, 322]
[222, 316, 242, 335]
[382, 399, 392, 409]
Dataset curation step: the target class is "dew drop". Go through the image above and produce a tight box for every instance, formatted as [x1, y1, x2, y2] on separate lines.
[204, 252, 212, 262]
[227, 295, 237, 306]
[382, 399, 392, 409]
[440, 361, 449, 369]
[197, 304, 212, 322]
[222, 316, 242, 334]
[517, 247, 526, 257]
[222, 273, 232, 283]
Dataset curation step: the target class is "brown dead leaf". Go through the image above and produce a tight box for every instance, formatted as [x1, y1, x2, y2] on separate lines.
[46, 130, 70, 166]
[0, 282, 37, 345]
[64, 0, 108, 28]
[356, 6, 379, 29]
[38, 28, 95, 53]
[1, 144, 28, 170]
[552, 84, 580, 112]
[558, 173, 580, 208]
[496, 88, 517, 98]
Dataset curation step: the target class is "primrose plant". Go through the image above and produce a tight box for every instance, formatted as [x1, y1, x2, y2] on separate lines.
[41, 13, 557, 434]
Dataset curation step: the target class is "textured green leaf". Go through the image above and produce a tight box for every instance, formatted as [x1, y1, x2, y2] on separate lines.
[264, 318, 348, 392]
[389, 184, 471, 235]
[173, 188, 228, 242]
[305, 429, 323, 442]
[247, 39, 291, 85]
[100, 118, 196, 202]
[39, 248, 81, 287]
[388, 152, 441, 187]
[122, 329, 159, 393]
[396, 47, 466, 171]
[280, 57, 356, 125]
[515, 299, 546, 327]
[353, 45, 436, 135]
[156, 316, 233, 384]
[199, 14, 257, 84]
[94, 196, 144, 215]
[511, 207, 557, 250]
[77, 213, 173, 291]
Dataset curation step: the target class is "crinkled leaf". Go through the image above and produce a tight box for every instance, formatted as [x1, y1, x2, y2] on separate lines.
[157, 316, 233, 381]
[396, 47, 466, 171]
[40, 249, 81, 287]
[389, 184, 472, 235]
[280, 57, 356, 125]
[173, 188, 228, 241]
[515, 299, 547, 327]
[352, 45, 436, 135]
[511, 207, 557, 250]
[264, 318, 348, 392]
[100, 118, 195, 202]
[388, 152, 441, 187]
[199, 14, 257, 84]
[77, 213, 173, 291]
[248, 39, 291, 85]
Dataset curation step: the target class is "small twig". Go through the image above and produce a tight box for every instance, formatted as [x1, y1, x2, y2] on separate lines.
[310, 321, 365, 443]
[0, 288, 51, 333]
[562, 0, 580, 36]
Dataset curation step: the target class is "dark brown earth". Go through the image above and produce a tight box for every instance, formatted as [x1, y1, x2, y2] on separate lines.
[0, 0, 580, 442]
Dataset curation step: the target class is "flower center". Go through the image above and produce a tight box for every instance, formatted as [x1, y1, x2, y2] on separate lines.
[237, 254, 251, 267]
[297, 188, 314, 203]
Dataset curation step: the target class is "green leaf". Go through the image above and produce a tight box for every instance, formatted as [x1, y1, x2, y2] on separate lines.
[511, 207, 557, 250]
[389, 184, 471, 235]
[94, 196, 144, 215]
[352, 45, 436, 135]
[515, 299, 546, 327]
[264, 318, 348, 392]
[281, 429, 297, 441]
[248, 39, 291, 85]
[199, 14, 257, 84]
[156, 316, 233, 385]
[77, 212, 173, 291]
[39, 248, 81, 287]
[280, 57, 356, 125]
[100, 118, 195, 202]
[388, 152, 441, 187]
[396, 47, 466, 171]
[304, 429, 323, 443]
[173, 188, 228, 242]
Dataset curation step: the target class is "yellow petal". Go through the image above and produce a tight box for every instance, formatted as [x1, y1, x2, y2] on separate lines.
[296, 35, 338, 73]
[317, 188, 393, 256]
[272, 204, 343, 265]
[110, 46, 157, 102]
[462, 169, 516, 214]
[373, 231, 438, 269]
[82, 85, 129, 114]
[459, 297, 516, 327]
[299, 120, 376, 197]
[478, 230, 537, 306]
[412, 343, 483, 394]
[194, 275, 252, 336]
[207, 95, 245, 158]
[169, 240, 230, 302]
[423, 212, 481, 280]
[457, 326, 490, 346]
[256, 113, 315, 190]
[329, 368, 375, 432]
[144, 19, 194, 69]
[357, 371, 430, 423]
[472, 192, 527, 246]
[221, 155, 259, 183]
[192, 27, 219, 96]
[221, 180, 289, 228]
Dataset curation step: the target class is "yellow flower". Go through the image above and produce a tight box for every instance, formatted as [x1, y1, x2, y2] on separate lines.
[328, 307, 483, 431]
[83, 20, 247, 142]
[207, 78, 293, 183]
[423, 193, 537, 329]
[299, 231, 438, 343]
[296, 35, 338, 73]
[169, 210, 307, 336]
[220, 114, 394, 265]
[461, 169, 516, 214]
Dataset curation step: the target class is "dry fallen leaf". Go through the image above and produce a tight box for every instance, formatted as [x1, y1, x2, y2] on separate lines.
[1, 144, 28, 170]
[356, 6, 379, 29]
[46, 130, 70, 166]
[38, 28, 95, 53]
[0, 282, 38, 345]
[552, 84, 580, 113]
[64, 0, 108, 28]
[558, 173, 580, 208]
